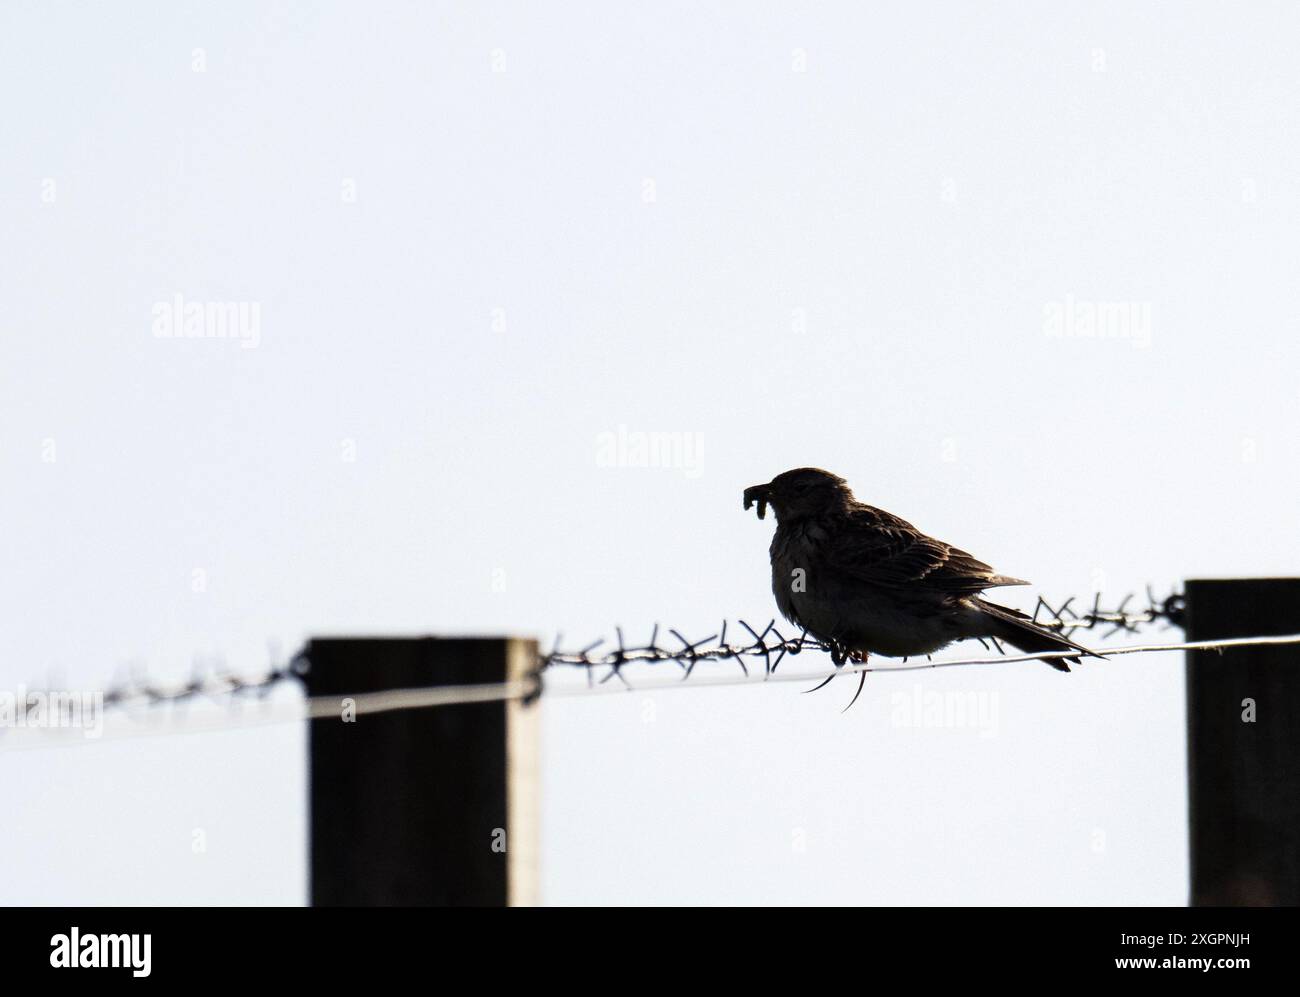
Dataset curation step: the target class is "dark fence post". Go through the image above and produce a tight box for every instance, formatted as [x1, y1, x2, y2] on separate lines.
[1185, 578, 1300, 906]
[305, 637, 539, 906]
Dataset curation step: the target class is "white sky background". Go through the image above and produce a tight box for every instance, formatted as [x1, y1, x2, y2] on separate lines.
[2, 2, 1298, 905]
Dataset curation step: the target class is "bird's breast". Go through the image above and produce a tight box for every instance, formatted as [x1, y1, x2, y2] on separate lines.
[768, 523, 824, 626]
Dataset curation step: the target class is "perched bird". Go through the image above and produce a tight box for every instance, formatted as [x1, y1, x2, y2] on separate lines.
[743, 468, 1096, 690]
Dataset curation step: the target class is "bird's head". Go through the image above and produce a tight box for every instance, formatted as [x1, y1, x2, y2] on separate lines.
[743, 467, 852, 523]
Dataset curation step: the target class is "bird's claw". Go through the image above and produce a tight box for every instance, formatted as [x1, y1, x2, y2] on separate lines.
[841, 670, 867, 713]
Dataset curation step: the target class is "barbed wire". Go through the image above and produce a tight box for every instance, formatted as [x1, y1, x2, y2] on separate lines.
[0, 588, 1191, 746]
[6, 588, 1185, 712]
[9, 629, 1300, 751]
[540, 630, 1300, 691]
[101, 656, 309, 710]
[539, 588, 1186, 686]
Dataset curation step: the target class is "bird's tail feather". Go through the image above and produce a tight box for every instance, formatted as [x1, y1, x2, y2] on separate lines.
[975, 599, 1101, 672]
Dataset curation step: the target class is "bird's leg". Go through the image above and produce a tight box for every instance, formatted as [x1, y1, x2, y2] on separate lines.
[804, 638, 849, 694]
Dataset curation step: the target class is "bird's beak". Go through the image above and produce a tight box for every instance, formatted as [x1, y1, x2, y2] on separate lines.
[743, 484, 771, 520]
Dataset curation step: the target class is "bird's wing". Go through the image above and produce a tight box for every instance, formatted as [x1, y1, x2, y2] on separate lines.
[825, 505, 1028, 594]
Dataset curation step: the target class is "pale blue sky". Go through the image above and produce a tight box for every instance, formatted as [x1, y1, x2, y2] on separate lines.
[2, 1, 1298, 904]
